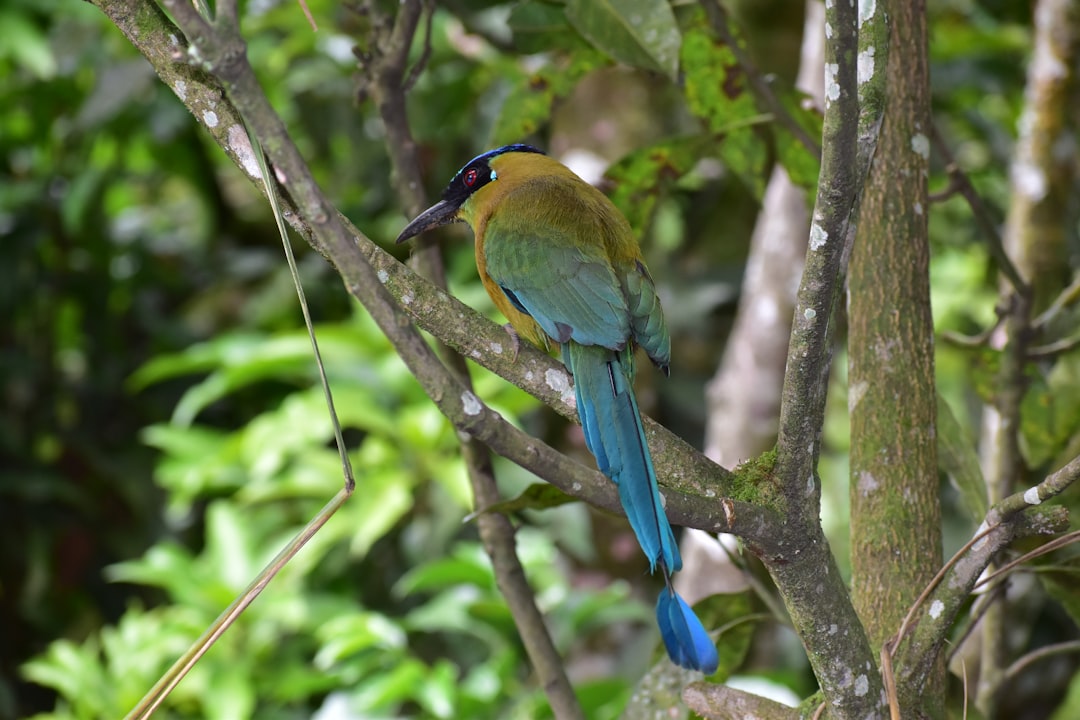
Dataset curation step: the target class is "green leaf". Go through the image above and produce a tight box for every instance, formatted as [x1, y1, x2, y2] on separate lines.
[396, 548, 495, 596]
[773, 90, 823, 191]
[681, 23, 758, 132]
[605, 135, 715, 237]
[575, 678, 633, 720]
[680, 15, 770, 197]
[937, 393, 988, 519]
[1050, 664, 1080, 720]
[565, 0, 681, 80]
[314, 613, 407, 668]
[414, 659, 458, 718]
[1021, 355, 1080, 469]
[466, 482, 577, 521]
[509, 1, 588, 54]
[0, 9, 57, 79]
[350, 658, 428, 712]
[1040, 563, 1080, 631]
[698, 590, 755, 681]
[489, 50, 605, 146]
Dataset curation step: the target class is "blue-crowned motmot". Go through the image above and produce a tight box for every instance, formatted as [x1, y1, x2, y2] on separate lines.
[397, 144, 718, 673]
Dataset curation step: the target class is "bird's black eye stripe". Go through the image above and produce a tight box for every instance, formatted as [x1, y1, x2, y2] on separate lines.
[443, 160, 495, 205]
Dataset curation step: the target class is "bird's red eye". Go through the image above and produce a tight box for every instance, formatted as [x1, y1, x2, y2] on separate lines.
[463, 168, 479, 187]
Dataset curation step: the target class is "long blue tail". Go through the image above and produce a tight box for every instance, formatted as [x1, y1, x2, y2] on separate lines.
[565, 342, 718, 674]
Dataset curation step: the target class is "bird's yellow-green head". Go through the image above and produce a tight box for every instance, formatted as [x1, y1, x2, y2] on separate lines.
[395, 144, 546, 244]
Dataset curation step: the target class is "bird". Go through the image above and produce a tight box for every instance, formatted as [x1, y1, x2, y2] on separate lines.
[397, 144, 718, 674]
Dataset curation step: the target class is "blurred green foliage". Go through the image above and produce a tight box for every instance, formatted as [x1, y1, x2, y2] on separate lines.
[3, 0, 1080, 718]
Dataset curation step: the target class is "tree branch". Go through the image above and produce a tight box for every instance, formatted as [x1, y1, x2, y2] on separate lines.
[683, 682, 800, 720]
[753, 0, 890, 714]
[892, 453, 1080, 693]
[89, 0, 774, 544]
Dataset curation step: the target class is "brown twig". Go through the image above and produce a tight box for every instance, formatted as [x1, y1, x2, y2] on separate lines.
[929, 124, 1028, 294]
[1003, 640, 1080, 684]
[890, 455, 1080, 691]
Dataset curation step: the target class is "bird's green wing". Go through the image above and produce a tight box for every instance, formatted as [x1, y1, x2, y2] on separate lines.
[622, 259, 670, 370]
[483, 193, 631, 350]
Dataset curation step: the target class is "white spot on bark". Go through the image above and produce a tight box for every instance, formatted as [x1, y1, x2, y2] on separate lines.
[857, 471, 879, 497]
[401, 291, 414, 305]
[810, 222, 829, 250]
[461, 391, 482, 416]
[545, 368, 576, 406]
[1024, 486, 1041, 505]
[825, 63, 840, 105]
[175, 80, 187, 100]
[525, 370, 534, 381]
[914, 201, 924, 216]
[849, 380, 869, 412]
[377, 269, 389, 284]
[858, 0, 876, 26]
[825, 22, 833, 39]
[804, 307, 817, 321]
[807, 475, 815, 494]
[857, 47, 875, 84]
[227, 125, 261, 179]
[929, 599, 944, 619]
[855, 674, 869, 696]
[829, 623, 838, 635]
[490, 342, 503, 355]
[911, 133, 930, 160]
[572, 482, 582, 492]
[972, 520, 990, 551]
[202, 110, 218, 128]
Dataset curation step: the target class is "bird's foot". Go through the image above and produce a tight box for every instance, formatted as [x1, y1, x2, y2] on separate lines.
[502, 323, 522, 362]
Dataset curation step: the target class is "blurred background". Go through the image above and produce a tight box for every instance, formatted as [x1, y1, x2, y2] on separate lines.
[2, 0, 1077, 718]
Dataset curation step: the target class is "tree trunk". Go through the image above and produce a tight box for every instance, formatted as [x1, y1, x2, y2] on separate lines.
[848, 0, 942, 715]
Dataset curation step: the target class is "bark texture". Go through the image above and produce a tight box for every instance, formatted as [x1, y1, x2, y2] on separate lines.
[847, 0, 942, 714]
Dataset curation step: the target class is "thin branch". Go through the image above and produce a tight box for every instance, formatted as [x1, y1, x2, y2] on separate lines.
[929, 124, 1028, 294]
[1003, 640, 1080, 683]
[1033, 273, 1080, 329]
[295, 0, 317, 32]
[1028, 333, 1080, 358]
[891, 454, 1080, 691]
[974, 528, 1080, 590]
[403, 0, 434, 92]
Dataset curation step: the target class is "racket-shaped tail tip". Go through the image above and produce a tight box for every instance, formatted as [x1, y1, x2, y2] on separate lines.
[656, 589, 719, 674]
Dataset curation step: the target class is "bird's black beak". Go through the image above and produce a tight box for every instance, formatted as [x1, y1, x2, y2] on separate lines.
[396, 199, 460, 244]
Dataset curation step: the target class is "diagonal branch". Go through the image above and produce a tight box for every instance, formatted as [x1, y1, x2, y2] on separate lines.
[90, 0, 773, 543]
[358, 2, 582, 716]
[891, 452, 1080, 692]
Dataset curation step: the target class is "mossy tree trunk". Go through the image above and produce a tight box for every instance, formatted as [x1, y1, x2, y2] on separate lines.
[848, 0, 943, 715]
